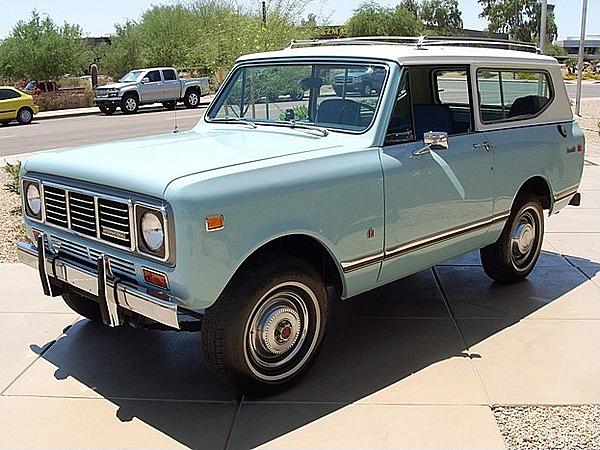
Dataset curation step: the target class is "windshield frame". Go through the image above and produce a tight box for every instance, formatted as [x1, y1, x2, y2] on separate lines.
[205, 58, 391, 135]
[119, 70, 145, 83]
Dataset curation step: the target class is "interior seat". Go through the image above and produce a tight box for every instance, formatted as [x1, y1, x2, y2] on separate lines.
[508, 95, 548, 118]
[412, 103, 454, 139]
[316, 99, 361, 127]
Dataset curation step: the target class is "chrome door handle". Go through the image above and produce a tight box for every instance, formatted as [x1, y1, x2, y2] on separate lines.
[473, 142, 493, 151]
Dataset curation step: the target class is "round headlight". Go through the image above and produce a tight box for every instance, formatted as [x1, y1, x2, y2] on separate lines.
[141, 211, 164, 251]
[26, 183, 41, 216]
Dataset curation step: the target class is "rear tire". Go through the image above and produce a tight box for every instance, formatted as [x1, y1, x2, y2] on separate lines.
[480, 195, 544, 283]
[201, 256, 328, 396]
[62, 291, 103, 323]
[184, 89, 200, 108]
[16, 107, 33, 125]
[98, 104, 116, 115]
[120, 94, 139, 114]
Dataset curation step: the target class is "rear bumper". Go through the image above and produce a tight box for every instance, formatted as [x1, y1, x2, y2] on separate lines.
[17, 236, 180, 329]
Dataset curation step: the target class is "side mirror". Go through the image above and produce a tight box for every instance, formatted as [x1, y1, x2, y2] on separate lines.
[413, 131, 449, 157]
[141, 77, 150, 83]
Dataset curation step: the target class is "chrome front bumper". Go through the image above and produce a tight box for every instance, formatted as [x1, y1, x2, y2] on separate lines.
[17, 236, 180, 329]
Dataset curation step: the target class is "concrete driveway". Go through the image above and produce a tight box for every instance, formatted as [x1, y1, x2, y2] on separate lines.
[0, 164, 598, 449]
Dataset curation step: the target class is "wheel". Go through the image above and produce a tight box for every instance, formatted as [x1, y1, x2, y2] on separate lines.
[98, 104, 116, 115]
[62, 291, 102, 323]
[162, 100, 176, 110]
[120, 94, 139, 114]
[16, 107, 33, 125]
[480, 194, 544, 283]
[361, 83, 371, 97]
[333, 87, 342, 97]
[184, 89, 200, 108]
[201, 256, 328, 396]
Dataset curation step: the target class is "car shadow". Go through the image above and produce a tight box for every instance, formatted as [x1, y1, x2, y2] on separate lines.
[29, 250, 600, 448]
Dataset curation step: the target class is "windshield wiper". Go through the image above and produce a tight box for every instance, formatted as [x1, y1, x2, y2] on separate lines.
[266, 120, 329, 137]
[208, 117, 257, 129]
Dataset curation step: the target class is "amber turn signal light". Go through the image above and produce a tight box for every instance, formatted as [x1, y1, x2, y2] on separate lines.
[205, 214, 224, 231]
[142, 268, 169, 289]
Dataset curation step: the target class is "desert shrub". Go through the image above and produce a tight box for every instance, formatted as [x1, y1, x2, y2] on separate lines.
[34, 88, 94, 111]
[2, 161, 21, 195]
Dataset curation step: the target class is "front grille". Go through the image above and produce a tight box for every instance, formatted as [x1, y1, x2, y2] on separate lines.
[43, 185, 132, 249]
[49, 235, 136, 279]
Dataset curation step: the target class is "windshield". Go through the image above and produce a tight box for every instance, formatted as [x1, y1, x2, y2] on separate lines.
[119, 70, 144, 82]
[207, 62, 388, 132]
[24, 81, 36, 90]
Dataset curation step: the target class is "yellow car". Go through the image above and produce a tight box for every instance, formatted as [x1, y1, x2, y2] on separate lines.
[0, 86, 39, 125]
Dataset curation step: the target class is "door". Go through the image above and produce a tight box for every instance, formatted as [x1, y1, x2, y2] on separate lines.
[139, 70, 164, 102]
[161, 69, 180, 101]
[378, 67, 494, 283]
[0, 88, 22, 120]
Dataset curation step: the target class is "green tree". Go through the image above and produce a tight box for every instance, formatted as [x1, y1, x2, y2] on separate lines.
[97, 21, 145, 79]
[0, 10, 92, 81]
[345, 2, 423, 37]
[420, 0, 463, 35]
[544, 43, 566, 57]
[478, 0, 558, 43]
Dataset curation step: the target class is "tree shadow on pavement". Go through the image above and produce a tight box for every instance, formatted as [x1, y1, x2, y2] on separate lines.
[30, 251, 600, 449]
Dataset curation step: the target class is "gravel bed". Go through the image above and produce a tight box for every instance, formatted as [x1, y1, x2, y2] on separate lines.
[0, 169, 28, 263]
[493, 405, 600, 450]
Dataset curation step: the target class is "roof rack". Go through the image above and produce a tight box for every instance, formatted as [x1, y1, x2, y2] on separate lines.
[286, 35, 540, 54]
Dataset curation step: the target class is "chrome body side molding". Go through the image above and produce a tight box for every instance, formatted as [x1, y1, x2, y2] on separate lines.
[341, 212, 510, 273]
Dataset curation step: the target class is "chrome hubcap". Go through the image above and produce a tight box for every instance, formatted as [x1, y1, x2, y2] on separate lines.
[188, 93, 198, 105]
[20, 110, 31, 122]
[125, 98, 136, 110]
[244, 281, 320, 381]
[510, 208, 539, 269]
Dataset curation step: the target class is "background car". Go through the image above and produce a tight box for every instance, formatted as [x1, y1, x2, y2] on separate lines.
[332, 66, 386, 97]
[22, 80, 60, 95]
[0, 86, 39, 125]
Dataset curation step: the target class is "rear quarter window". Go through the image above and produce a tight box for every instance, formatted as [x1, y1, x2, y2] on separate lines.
[477, 69, 553, 123]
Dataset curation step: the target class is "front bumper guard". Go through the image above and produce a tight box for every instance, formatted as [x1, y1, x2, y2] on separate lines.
[17, 235, 180, 330]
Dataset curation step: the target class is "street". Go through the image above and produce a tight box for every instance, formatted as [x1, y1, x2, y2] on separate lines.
[0, 106, 207, 158]
[565, 81, 600, 99]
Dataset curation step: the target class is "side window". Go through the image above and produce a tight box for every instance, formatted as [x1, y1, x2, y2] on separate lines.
[162, 69, 176, 81]
[146, 70, 161, 82]
[385, 72, 413, 145]
[433, 69, 472, 133]
[0, 89, 20, 100]
[477, 69, 552, 123]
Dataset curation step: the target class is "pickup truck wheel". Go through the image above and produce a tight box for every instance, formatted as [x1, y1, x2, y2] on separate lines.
[201, 256, 328, 396]
[162, 100, 176, 110]
[16, 107, 33, 125]
[480, 195, 544, 283]
[184, 89, 200, 108]
[62, 291, 102, 323]
[98, 104, 116, 115]
[121, 94, 139, 114]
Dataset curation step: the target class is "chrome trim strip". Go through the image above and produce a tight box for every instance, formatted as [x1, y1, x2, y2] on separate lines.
[340, 212, 511, 273]
[553, 186, 579, 202]
[17, 241, 180, 329]
[340, 251, 385, 273]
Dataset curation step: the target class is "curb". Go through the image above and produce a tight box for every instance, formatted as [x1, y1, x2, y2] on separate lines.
[36, 100, 213, 121]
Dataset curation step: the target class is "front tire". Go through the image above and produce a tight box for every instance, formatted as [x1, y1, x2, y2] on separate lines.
[62, 291, 102, 323]
[98, 104, 116, 115]
[184, 89, 200, 108]
[16, 107, 33, 125]
[201, 256, 328, 396]
[480, 195, 544, 283]
[120, 94, 139, 114]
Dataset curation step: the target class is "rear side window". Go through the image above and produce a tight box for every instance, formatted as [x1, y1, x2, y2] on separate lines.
[162, 69, 177, 81]
[0, 89, 21, 100]
[477, 69, 552, 123]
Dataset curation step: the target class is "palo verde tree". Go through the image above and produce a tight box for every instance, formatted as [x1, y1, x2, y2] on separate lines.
[478, 0, 558, 43]
[345, 2, 424, 37]
[0, 10, 92, 81]
[419, 0, 463, 36]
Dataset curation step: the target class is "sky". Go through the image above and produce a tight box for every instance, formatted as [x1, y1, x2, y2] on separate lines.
[0, 0, 597, 41]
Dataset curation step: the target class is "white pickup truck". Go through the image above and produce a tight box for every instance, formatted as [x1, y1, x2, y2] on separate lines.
[94, 67, 210, 115]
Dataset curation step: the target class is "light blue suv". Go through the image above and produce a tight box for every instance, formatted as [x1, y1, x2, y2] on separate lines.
[18, 37, 584, 395]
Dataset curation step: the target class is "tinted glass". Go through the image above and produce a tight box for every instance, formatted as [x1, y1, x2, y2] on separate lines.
[163, 69, 177, 81]
[477, 70, 552, 123]
[0, 89, 21, 100]
[146, 70, 161, 82]
[208, 63, 387, 132]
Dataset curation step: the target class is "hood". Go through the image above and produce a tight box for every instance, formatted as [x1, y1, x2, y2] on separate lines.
[96, 81, 137, 90]
[23, 127, 340, 198]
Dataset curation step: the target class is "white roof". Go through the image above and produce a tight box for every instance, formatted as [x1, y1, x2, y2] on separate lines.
[238, 44, 558, 67]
